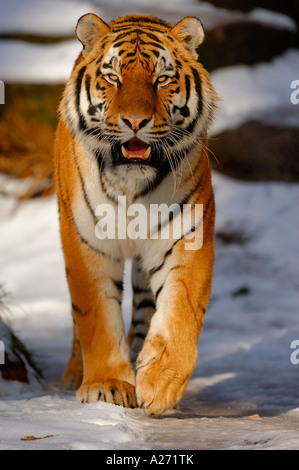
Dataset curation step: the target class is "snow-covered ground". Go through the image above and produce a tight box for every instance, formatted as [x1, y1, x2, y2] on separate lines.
[1, 0, 299, 451]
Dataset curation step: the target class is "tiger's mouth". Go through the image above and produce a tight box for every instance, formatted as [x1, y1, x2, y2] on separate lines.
[121, 137, 151, 162]
[111, 137, 160, 169]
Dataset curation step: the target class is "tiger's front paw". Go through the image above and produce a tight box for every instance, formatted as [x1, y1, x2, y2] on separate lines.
[136, 334, 195, 415]
[76, 379, 137, 408]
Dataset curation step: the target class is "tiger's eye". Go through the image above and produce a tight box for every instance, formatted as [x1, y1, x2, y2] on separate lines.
[108, 74, 119, 82]
[157, 75, 168, 84]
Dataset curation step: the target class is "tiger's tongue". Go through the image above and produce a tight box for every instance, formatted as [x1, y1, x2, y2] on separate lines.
[121, 138, 150, 160]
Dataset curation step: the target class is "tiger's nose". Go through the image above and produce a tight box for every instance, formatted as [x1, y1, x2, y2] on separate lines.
[122, 115, 151, 131]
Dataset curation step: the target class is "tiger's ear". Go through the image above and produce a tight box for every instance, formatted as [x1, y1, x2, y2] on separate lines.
[171, 17, 205, 58]
[76, 14, 110, 53]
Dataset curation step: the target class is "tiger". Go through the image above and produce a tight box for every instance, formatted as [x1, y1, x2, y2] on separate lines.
[54, 13, 217, 415]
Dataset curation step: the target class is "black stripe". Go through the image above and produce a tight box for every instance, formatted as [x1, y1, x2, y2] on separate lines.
[85, 74, 92, 102]
[172, 74, 190, 118]
[85, 74, 104, 117]
[154, 284, 164, 303]
[151, 130, 169, 136]
[191, 67, 203, 115]
[83, 126, 102, 136]
[114, 24, 166, 34]
[73, 148, 98, 226]
[150, 49, 160, 58]
[56, 173, 71, 220]
[114, 36, 165, 53]
[99, 172, 119, 204]
[114, 16, 169, 27]
[149, 245, 173, 277]
[132, 318, 146, 327]
[145, 41, 165, 50]
[72, 303, 85, 316]
[111, 26, 134, 33]
[126, 50, 137, 58]
[116, 28, 163, 43]
[94, 149, 105, 171]
[141, 30, 162, 42]
[114, 31, 134, 42]
[134, 332, 146, 340]
[131, 16, 169, 26]
[185, 75, 191, 105]
[136, 299, 155, 310]
[70, 208, 122, 261]
[88, 103, 104, 116]
[180, 172, 207, 206]
[114, 280, 124, 292]
[96, 83, 106, 91]
[171, 86, 180, 94]
[76, 66, 87, 131]
[140, 51, 150, 59]
[126, 58, 137, 67]
[133, 286, 151, 294]
[114, 41, 127, 48]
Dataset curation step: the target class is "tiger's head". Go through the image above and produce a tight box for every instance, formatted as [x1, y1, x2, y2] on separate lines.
[62, 14, 217, 184]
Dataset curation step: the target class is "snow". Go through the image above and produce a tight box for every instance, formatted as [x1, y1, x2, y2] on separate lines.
[248, 8, 297, 32]
[1, 0, 299, 452]
[0, 39, 81, 84]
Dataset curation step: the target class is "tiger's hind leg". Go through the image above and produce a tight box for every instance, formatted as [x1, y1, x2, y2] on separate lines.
[128, 257, 156, 367]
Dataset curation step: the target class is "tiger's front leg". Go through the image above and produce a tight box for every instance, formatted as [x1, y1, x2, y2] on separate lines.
[136, 231, 214, 415]
[60, 210, 136, 407]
